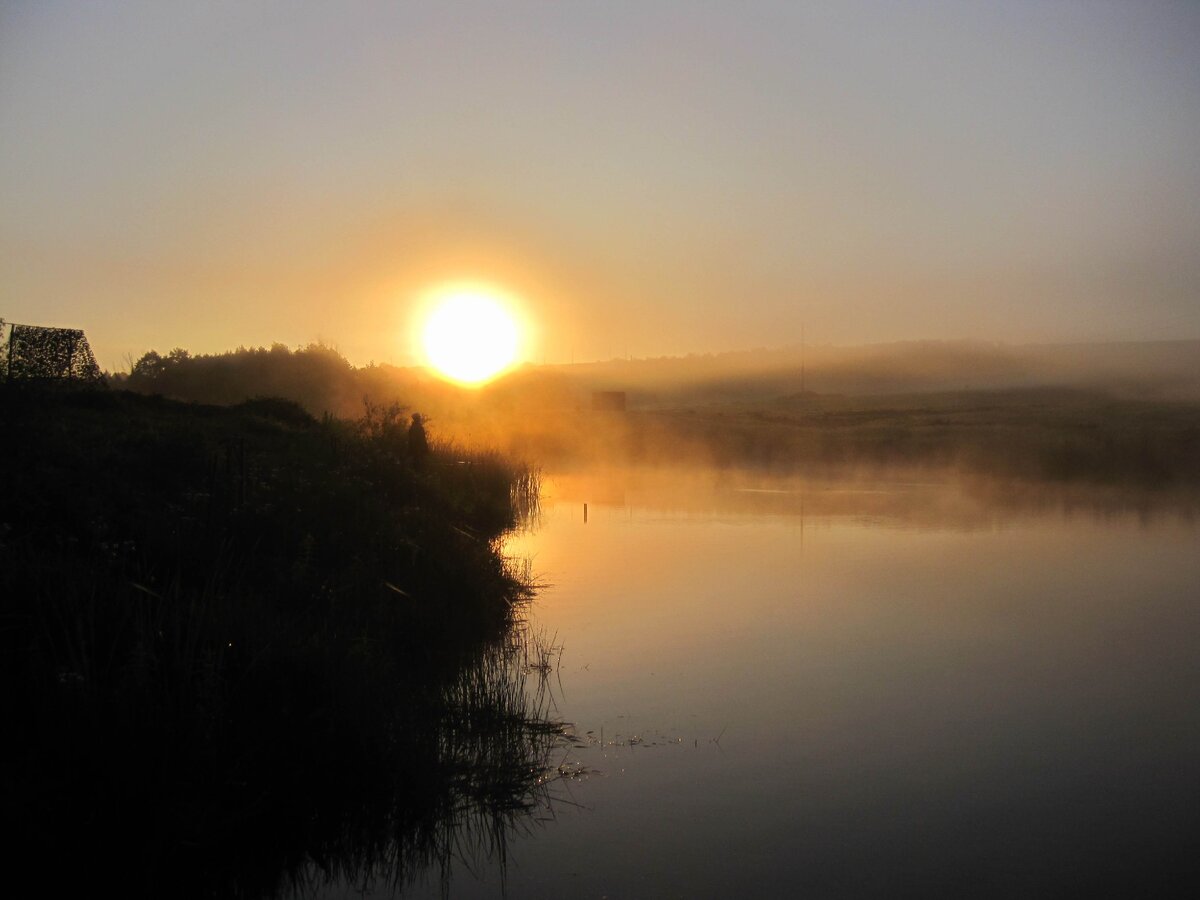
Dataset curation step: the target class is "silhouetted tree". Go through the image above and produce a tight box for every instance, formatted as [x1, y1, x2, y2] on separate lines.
[132, 350, 165, 380]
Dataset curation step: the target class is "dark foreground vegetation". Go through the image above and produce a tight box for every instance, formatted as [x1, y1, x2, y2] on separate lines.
[0, 385, 556, 897]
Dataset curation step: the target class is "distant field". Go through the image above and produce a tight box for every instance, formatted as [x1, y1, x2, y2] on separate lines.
[474, 387, 1200, 489]
[626, 388, 1200, 485]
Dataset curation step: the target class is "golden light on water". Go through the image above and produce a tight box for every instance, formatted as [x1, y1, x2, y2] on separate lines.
[418, 285, 522, 386]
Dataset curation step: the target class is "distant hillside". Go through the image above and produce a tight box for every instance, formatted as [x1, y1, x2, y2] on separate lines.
[106, 339, 1199, 484]
[555, 339, 1200, 405]
[111, 338, 1200, 471]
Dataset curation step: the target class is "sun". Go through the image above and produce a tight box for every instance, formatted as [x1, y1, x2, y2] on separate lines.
[419, 286, 521, 386]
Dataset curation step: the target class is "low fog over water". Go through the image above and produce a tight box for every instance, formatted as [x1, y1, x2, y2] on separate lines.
[322, 465, 1200, 898]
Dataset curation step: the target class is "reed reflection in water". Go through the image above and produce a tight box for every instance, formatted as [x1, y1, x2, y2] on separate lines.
[279, 622, 570, 900]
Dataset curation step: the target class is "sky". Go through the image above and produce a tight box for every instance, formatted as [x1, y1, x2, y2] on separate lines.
[2, 0, 1199, 370]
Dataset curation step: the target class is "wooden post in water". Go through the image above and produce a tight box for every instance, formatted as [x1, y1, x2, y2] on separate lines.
[583, 502, 588, 524]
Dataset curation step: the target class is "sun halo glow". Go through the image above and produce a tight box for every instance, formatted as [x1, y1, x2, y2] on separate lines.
[420, 289, 520, 386]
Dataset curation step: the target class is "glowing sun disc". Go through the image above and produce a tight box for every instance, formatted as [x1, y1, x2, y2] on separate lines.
[421, 290, 519, 385]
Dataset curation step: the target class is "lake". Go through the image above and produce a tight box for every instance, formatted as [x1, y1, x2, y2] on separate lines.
[333, 468, 1200, 898]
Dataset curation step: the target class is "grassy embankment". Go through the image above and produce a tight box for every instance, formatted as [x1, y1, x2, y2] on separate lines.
[0, 385, 554, 897]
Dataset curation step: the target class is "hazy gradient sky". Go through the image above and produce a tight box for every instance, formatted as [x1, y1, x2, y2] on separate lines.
[3, 0, 1198, 369]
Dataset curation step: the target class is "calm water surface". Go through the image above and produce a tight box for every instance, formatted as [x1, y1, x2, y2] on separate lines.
[365, 470, 1200, 897]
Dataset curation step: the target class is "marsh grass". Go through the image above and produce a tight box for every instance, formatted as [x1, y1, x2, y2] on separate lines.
[0, 385, 561, 897]
[426, 437, 543, 536]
